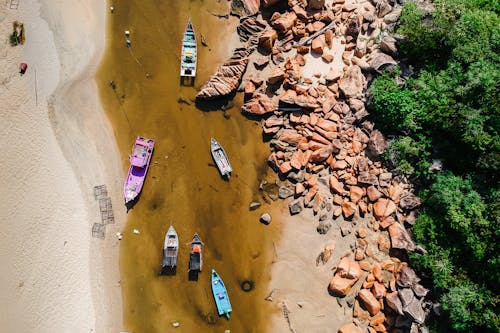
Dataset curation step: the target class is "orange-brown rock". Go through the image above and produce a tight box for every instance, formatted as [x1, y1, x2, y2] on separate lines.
[342, 201, 356, 218]
[372, 281, 386, 299]
[372, 265, 383, 283]
[338, 256, 362, 280]
[322, 96, 337, 113]
[264, 115, 284, 128]
[272, 11, 297, 33]
[322, 53, 334, 63]
[379, 216, 396, 229]
[245, 81, 256, 95]
[338, 323, 364, 333]
[295, 182, 306, 195]
[358, 289, 381, 315]
[280, 89, 319, 109]
[350, 185, 364, 204]
[242, 94, 277, 115]
[259, 29, 277, 52]
[370, 312, 386, 328]
[373, 198, 397, 219]
[333, 159, 348, 170]
[279, 128, 303, 144]
[309, 145, 334, 163]
[377, 233, 391, 253]
[306, 185, 319, 205]
[329, 175, 347, 195]
[279, 161, 292, 174]
[325, 29, 334, 48]
[338, 65, 365, 99]
[268, 67, 285, 84]
[329, 275, 356, 296]
[367, 186, 383, 202]
[316, 119, 337, 132]
[311, 36, 325, 55]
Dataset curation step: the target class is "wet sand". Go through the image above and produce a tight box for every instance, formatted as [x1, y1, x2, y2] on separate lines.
[97, 0, 281, 331]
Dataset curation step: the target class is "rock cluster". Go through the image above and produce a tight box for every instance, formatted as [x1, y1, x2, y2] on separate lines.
[195, 47, 252, 100]
[223, 0, 429, 331]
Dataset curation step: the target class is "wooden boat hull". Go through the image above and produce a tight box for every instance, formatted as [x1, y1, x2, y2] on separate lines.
[211, 269, 232, 318]
[189, 233, 203, 272]
[210, 138, 232, 178]
[162, 226, 179, 270]
[124, 136, 154, 204]
[180, 19, 197, 78]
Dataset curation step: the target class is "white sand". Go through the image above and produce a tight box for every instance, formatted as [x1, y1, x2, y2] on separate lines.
[0, 1, 125, 332]
[268, 206, 354, 333]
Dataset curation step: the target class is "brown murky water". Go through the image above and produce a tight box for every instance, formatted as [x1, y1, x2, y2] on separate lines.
[97, 0, 282, 332]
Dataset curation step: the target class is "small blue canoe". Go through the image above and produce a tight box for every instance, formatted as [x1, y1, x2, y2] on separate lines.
[211, 269, 232, 318]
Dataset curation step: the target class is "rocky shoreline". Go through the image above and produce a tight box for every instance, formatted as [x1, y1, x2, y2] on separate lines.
[197, 0, 430, 332]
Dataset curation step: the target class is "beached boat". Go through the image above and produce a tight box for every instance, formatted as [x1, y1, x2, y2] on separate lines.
[162, 226, 179, 271]
[180, 19, 197, 78]
[210, 138, 232, 179]
[188, 233, 203, 273]
[124, 136, 155, 204]
[211, 269, 232, 319]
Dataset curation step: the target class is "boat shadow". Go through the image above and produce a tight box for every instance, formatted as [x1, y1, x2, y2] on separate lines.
[180, 76, 195, 87]
[160, 266, 177, 276]
[194, 92, 237, 112]
[188, 270, 199, 281]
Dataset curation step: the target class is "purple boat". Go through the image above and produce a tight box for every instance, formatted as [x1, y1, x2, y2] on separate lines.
[124, 136, 155, 204]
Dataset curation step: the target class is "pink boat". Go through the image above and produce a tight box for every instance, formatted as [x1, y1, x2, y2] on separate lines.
[124, 136, 155, 204]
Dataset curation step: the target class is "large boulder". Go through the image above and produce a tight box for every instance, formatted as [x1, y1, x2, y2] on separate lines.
[196, 48, 250, 100]
[399, 192, 422, 210]
[367, 130, 386, 157]
[381, 35, 398, 56]
[388, 222, 415, 250]
[339, 65, 366, 99]
[386, 291, 404, 315]
[373, 198, 397, 219]
[369, 52, 397, 73]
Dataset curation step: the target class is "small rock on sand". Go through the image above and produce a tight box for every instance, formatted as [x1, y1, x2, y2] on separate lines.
[260, 213, 272, 225]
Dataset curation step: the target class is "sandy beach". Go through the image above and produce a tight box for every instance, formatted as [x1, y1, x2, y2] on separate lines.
[0, 1, 124, 332]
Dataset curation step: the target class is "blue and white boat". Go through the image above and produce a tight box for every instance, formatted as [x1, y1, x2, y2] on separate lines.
[211, 269, 232, 318]
[180, 19, 197, 78]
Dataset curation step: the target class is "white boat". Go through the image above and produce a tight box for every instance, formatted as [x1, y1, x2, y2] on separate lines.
[210, 138, 232, 179]
[161, 226, 179, 273]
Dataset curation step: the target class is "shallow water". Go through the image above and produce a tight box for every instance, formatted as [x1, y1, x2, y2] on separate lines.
[97, 0, 281, 331]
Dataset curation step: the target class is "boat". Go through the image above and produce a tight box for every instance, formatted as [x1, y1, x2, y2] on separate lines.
[124, 136, 155, 204]
[188, 233, 203, 273]
[180, 19, 197, 78]
[211, 269, 232, 319]
[210, 138, 232, 179]
[161, 226, 179, 272]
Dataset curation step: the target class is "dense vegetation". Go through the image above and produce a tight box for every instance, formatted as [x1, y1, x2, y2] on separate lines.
[369, 0, 499, 331]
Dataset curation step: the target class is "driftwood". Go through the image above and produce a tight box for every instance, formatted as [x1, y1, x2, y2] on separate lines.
[296, 20, 338, 46]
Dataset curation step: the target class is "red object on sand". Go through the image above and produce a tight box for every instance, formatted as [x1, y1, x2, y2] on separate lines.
[19, 63, 28, 75]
